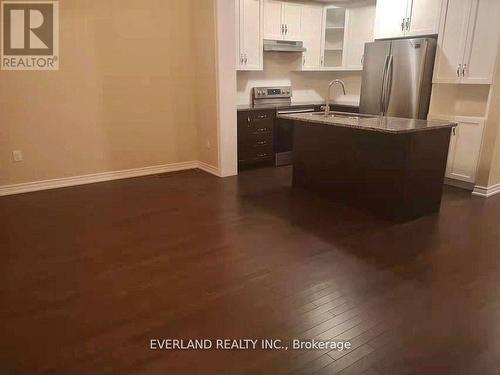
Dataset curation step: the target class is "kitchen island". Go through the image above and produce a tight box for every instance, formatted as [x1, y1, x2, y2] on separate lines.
[277, 112, 457, 222]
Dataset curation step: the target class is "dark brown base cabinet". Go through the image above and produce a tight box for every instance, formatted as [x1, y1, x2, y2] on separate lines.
[237, 109, 275, 169]
[236, 105, 359, 170]
[293, 122, 452, 222]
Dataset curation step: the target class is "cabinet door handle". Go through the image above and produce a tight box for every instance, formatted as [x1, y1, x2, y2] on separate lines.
[462, 64, 467, 77]
[453, 127, 456, 136]
[285, 24, 288, 35]
[244, 54, 248, 64]
[255, 114, 268, 119]
[401, 18, 405, 31]
[457, 64, 462, 77]
[281, 24, 284, 35]
[256, 140, 267, 145]
[303, 55, 306, 66]
[256, 128, 268, 132]
[256, 153, 268, 157]
[405, 17, 410, 31]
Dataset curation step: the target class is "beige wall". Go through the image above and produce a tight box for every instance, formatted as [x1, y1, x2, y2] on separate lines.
[0, 0, 219, 186]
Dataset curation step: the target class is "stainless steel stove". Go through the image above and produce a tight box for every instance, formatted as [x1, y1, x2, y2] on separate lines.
[252, 86, 316, 166]
[252, 86, 292, 107]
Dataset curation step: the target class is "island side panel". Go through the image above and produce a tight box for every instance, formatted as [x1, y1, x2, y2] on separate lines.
[292, 121, 409, 218]
[400, 128, 452, 220]
[292, 121, 452, 222]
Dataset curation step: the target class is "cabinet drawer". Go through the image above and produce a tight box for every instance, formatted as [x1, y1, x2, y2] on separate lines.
[238, 118, 274, 137]
[238, 147, 274, 165]
[239, 133, 273, 147]
[238, 110, 275, 136]
[238, 142, 273, 162]
[238, 110, 274, 122]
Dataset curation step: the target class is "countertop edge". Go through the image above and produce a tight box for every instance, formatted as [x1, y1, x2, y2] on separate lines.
[277, 114, 458, 134]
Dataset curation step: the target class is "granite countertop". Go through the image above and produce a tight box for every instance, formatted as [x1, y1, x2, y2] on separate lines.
[277, 112, 458, 134]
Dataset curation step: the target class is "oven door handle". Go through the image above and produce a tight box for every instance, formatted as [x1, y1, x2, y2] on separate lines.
[277, 108, 316, 115]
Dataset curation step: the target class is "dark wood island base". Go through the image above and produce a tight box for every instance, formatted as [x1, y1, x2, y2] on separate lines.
[287, 115, 456, 222]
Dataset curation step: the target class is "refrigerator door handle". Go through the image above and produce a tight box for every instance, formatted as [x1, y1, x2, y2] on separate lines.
[384, 55, 394, 115]
[379, 55, 390, 115]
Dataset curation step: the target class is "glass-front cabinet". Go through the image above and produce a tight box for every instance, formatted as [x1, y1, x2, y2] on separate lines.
[322, 7, 346, 69]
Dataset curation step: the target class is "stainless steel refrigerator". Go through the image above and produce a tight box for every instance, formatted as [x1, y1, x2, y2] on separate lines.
[359, 38, 437, 119]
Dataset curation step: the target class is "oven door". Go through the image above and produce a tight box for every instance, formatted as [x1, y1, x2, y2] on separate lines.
[275, 108, 315, 166]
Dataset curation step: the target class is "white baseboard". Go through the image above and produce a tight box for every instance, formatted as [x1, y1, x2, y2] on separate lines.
[472, 183, 500, 197]
[197, 161, 221, 177]
[444, 178, 475, 191]
[0, 160, 221, 197]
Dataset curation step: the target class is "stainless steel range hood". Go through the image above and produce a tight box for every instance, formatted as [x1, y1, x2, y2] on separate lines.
[263, 39, 306, 53]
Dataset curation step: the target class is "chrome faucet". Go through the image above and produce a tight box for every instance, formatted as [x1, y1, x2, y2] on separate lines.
[324, 79, 346, 116]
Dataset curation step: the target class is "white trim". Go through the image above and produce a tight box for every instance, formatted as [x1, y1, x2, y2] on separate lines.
[215, 0, 238, 178]
[197, 161, 221, 177]
[0, 161, 223, 197]
[444, 178, 474, 191]
[472, 183, 500, 197]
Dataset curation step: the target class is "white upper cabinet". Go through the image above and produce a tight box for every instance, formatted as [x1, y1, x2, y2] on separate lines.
[263, 0, 302, 41]
[432, 0, 471, 83]
[344, 4, 376, 70]
[374, 0, 408, 39]
[263, 0, 283, 40]
[461, 0, 500, 84]
[406, 0, 444, 37]
[300, 4, 323, 70]
[374, 0, 443, 39]
[236, 0, 263, 71]
[434, 0, 500, 84]
[283, 2, 303, 41]
[321, 6, 347, 69]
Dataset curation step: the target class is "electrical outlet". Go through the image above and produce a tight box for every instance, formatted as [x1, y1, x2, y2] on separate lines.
[12, 150, 23, 162]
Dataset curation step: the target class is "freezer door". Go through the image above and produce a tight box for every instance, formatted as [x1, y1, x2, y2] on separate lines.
[384, 38, 437, 119]
[359, 40, 391, 116]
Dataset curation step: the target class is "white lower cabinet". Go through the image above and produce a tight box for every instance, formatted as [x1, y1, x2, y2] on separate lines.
[430, 115, 485, 183]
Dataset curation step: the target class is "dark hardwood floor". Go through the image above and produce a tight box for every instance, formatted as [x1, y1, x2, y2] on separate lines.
[1, 166, 499, 375]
